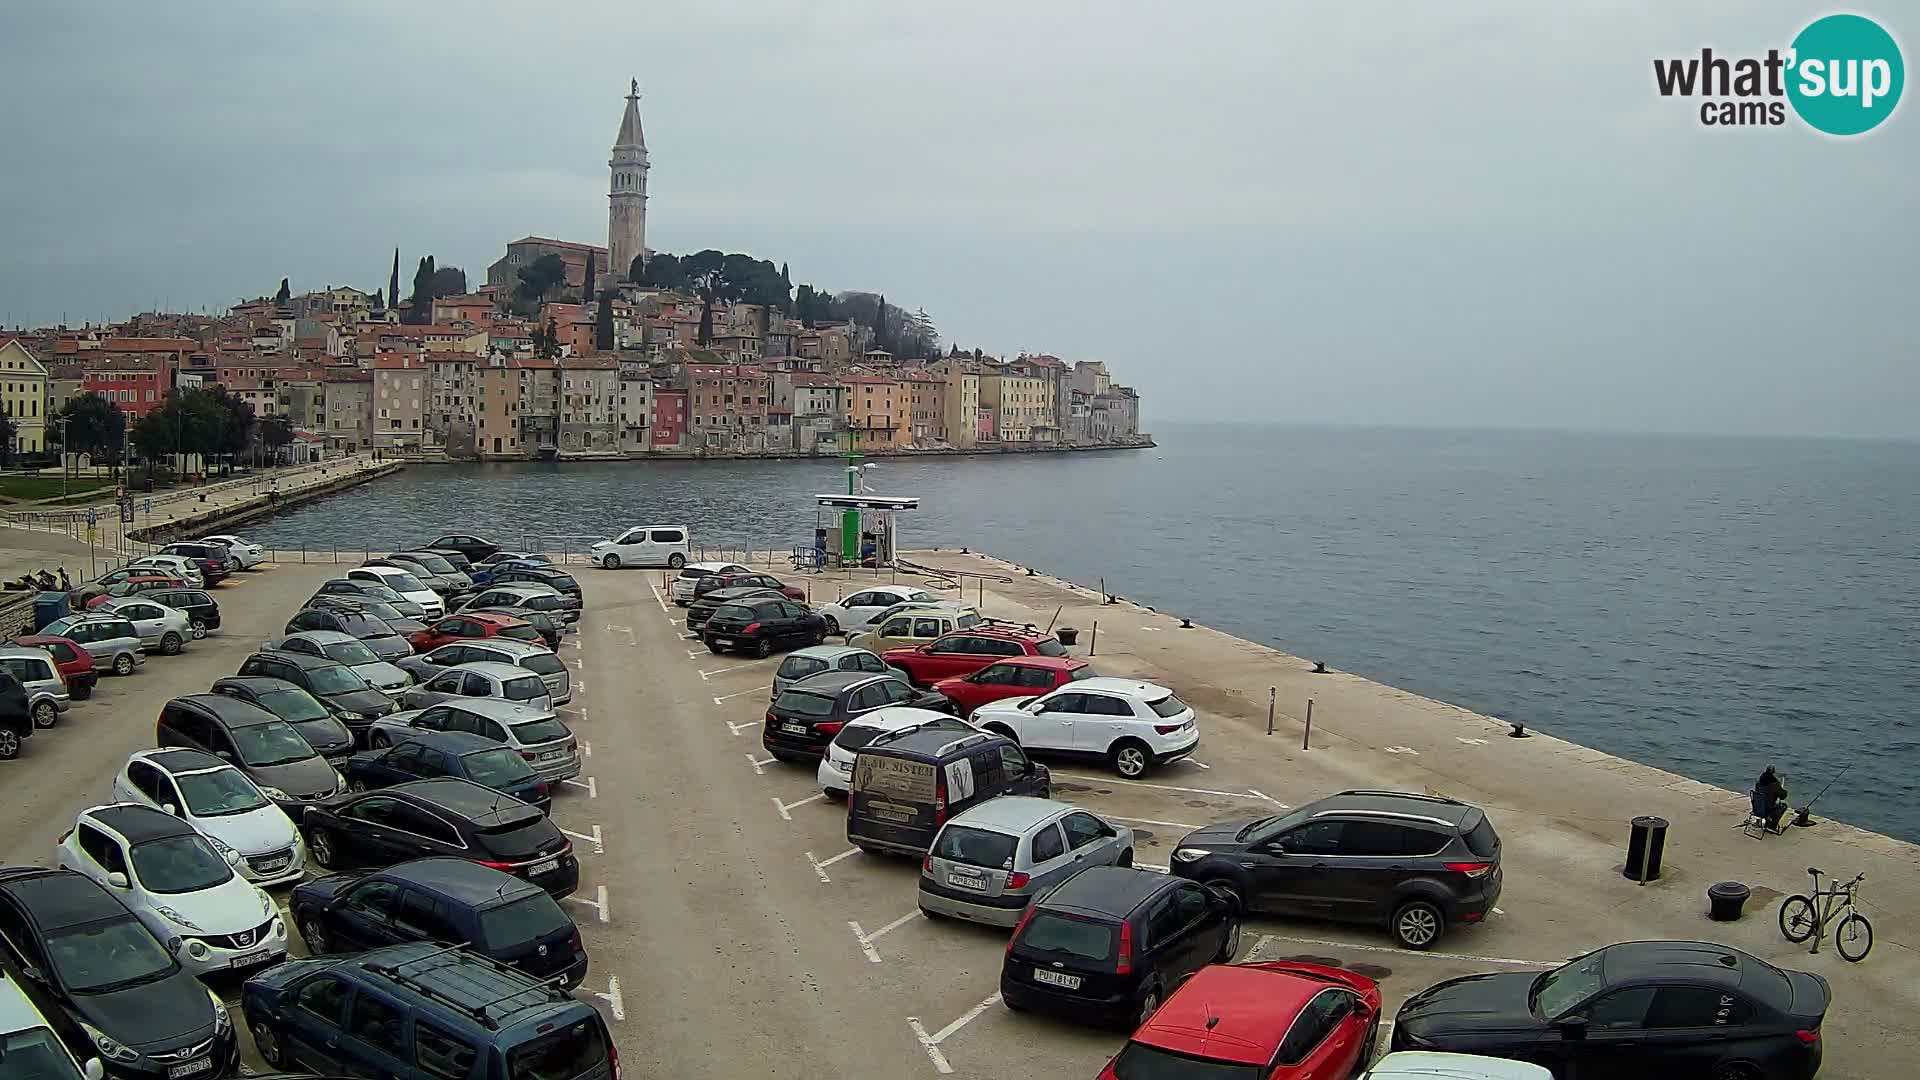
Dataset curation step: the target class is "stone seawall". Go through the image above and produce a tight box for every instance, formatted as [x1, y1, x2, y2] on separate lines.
[410, 436, 1157, 464]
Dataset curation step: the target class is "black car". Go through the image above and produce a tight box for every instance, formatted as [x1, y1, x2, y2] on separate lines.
[154, 694, 344, 809]
[427, 533, 502, 562]
[1392, 940, 1831, 1080]
[290, 857, 586, 987]
[763, 671, 950, 762]
[211, 676, 355, 760]
[308, 594, 427, 639]
[309, 578, 427, 619]
[158, 542, 232, 585]
[143, 588, 220, 639]
[686, 586, 785, 632]
[0, 867, 237, 1080]
[283, 607, 412, 662]
[301, 778, 578, 897]
[423, 548, 476, 574]
[1001, 866, 1240, 1029]
[703, 597, 826, 658]
[234, 651, 395, 742]
[344, 730, 551, 813]
[466, 606, 562, 649]
[0, 672, 36, 760]
[1169, 789, 1501, 950]
[489, 567, 582, 607]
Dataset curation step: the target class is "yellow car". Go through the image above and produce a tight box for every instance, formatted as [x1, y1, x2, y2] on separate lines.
[846, 604, 984, 654]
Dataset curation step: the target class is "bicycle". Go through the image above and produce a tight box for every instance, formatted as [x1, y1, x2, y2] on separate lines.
[1779, 867, 1872, 962]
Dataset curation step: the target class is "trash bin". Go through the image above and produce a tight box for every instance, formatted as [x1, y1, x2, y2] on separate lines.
[1056, 627, 1079, 647]
[32, 591, 69, 632]
[1623, 815, 1668, 882]
[1708, 881, 1751, 921]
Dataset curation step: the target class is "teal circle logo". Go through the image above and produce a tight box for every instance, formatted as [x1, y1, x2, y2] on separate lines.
[1787, 14, 1904, 135]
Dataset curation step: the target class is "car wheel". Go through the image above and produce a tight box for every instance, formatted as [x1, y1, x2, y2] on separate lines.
[370, 732, 391, 749]
[347, 779, 368, 793]
[1711, 1063, 1764, 1080]
[602, 554, 621, 569]
[300, 917, 330, 954]
[668, 553, 686, 568]
[1392, 899, 1445, 950]
[308, 828, 336, 869]
[190, 619, 207, 640]
[810, 628, 826, 646]
[0, 729, 18, 760]
[71, 682, 92, 701]
[1110, 740, 1151, 778]
[983, 723, 1019, 744]
[1135, 985, 1161, 1027]
[754, 637, 774, 659]
[160, 632, 183, 655]
[1216, 919, 1242, 962]
[253, 1023, 286, 1069]
[1117, 847, 1134, 868]
[823, 615, 839, 635]
[113, 653, 134, 676]
[30, 701, 56, 729]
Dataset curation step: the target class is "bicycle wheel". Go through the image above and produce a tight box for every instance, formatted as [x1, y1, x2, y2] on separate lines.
[1835, 913, 1873, 962]
[1778, 895, 1818, 943]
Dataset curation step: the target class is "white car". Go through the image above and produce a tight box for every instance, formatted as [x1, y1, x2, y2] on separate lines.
[670, 561, 748, 605]
[92, 597, 191, 655]
[814, 585, 940, 636]
[0, 965, 105, 1080]
[815, 706, 978, 797]
[202, 534, 266, 569]
[109, 748, 307, 887]
[971, 677, 1199, 779]
[348, 565, 443, 618]
[128, 555, 203, 588]
[57, 803, 289, 976]
[591, 524, 690, 570]
[1361, 1053, 1552, 1080]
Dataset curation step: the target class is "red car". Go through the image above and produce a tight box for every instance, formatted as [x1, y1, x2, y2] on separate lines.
[12, 635, 97, 700]
[1096, 961, 1381, 1080]
[884, 626, 1070, 686]
[407, 610, 545, 652]
[932, 655, 1093, 718]
[83, 575, 187, 609]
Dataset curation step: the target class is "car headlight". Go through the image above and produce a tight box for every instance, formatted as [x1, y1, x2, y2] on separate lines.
[82, 1024, 141, 1064]
[334, 769, 347, 792]
[1172, 848, 1212, 862]
[257, 889, 274, 916]
[154, 905, 202, 931]
[337, 710, 367, 722]
[207, 989, 230, 1034]
[258, 786, 290, 801]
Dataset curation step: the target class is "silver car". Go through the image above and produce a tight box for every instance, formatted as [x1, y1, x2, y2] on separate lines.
[455, 583, 579, 626]
[41, 615, 146, 676]
[365, 698, 581, 782]
[919, 798, 1135, 927]
[397, 660, 552, 712]
[94, 597, 192, 655]
[396, 639, 570, 705]
[0, 646, 69, 729]
[771, 644, 905, 700]
[262, 631, 412, 695]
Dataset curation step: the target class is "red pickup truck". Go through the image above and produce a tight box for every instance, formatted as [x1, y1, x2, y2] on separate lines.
[883, 626, 1071, 687]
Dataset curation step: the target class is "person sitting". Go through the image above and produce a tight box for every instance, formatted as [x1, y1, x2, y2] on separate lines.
[1750, 766, 1790, 832]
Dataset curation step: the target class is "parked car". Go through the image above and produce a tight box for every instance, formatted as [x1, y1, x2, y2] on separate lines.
[0, 673, 33, 760]
[847, 604, 986, 654]
[155, 543, 231, 586]
[154, 694, 346, 809]
[883, 625, 1070, 687]
[691, 570, 803, 604]
[109, 749, 307, 887]
[200, 534, 265, 569]
[1362, 1054, 1552, 1080]
[210, 677, 355, 760]
[300, 778, 578, 897]
[284, 606, 412, 662]
[424, 533, 503, 562]
[308, 595, 427, 640]
[920, 798, 1134, 926]
[57, 803, 288, 976]
[682, 587, 779, 633]
[0, 957, 103, 1080]
[13, 635, 96, 700]
[242, 942, 611, 1080]
[344, 730, 551, 812]
[1170, 790, 1502, 950]
[91, 598, 190, 656]
[814, 585, 942, 636]
[847, 727, 1050, 856]
[972, 677, 1199, 779]
[367, 700, 580, 784]
[455, 584, 578, 626]
[670, 561, 749, 604]
[772, 644, 902, 699]
[289, 858, 586, 987]
[1001, 866, 1241, 1029]
[488, 566, 581, 608]
[396, 639, 570, 705]
[311, 577, 427, 619]
[84, 577, 185, 609]
[126, 556, 202, 589]
[1096, 961, 1382, 1080]
[591, 524, 689, 569]
[931, 656, 1094, 719]
[476, 551, 550, 568]
[387, 551, 473, 593]
[141, 588, 219, 639]
[345, 565, 442, 618]
[39, 616, 143, 677]
[763, 671, 950, 763]
[260, 632, 411, 694]
[423, 548, 477, 575]
[366, 556, 462, 599]
[464, 606, 563, 649]
[703, 597, 827, 658]
[395, 660, 552, 713]
[71, 568, 181, 606]
[233, 651, 396, 741]
[0, 646, 70, 729]
[1391, 941, 1830, 1080]
[0, 867, 236, 1080]
[814, 707, 972, 798]
[409, 611, 544, 652]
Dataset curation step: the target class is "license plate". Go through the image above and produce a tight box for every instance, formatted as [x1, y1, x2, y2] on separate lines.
[228, 949, 271, 968]
[254, 858, 288, 873]
[712, 638, 732, 647]
[540, 748, 566, 760]
[528, 858, 559, 875]
[167, 1058, 214, 1079]
[947, 873, 989, 892]
[1031, 969, 1082, 990]
[782, 722, 809, 735]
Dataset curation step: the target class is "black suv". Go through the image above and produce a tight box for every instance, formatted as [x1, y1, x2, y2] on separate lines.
[1170, 789, 1502, 950]
[764, 671, 949, 762]
[235, 650, 395, 741]
[0, 672, 34, 760]
[301, 778, 578, 897]
[703, 597, 826, 658]
[290, 857, 587, 988]
[1001, 866, 1240, 1029]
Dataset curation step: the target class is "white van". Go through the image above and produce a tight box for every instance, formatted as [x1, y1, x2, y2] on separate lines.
[591, 524, 690, 569]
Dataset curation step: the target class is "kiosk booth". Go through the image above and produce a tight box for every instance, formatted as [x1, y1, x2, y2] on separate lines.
[811, 493, 919, 568]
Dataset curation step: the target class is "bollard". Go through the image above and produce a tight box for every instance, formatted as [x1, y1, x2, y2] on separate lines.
[1266, 687, 1276, 736]
[1302, 697, 1313, 749]
[1089, 620, 1098, 656]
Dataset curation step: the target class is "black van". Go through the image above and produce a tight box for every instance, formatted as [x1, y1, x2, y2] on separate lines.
[847, 727, 1049, 856]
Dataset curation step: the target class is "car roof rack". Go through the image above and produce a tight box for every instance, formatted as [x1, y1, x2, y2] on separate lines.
[1334, 789, 1465, 806]
[362, 945, 564, 1030]
[934, 732, 995, 755]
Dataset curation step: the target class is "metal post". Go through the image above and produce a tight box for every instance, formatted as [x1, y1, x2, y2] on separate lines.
[1089, 620, 1098, 656]
[1267, 688, 1276, 736]
[1301, 697, 1313, 749]
[1637, 833, 1654, 889]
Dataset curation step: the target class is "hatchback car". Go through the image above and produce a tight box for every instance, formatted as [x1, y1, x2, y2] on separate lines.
[58, 803, 288, 976]
[920, 798, 1133, 926]
[210, 677, 355, 760]
[455, 584, 577, 626]
[685, 586, 786, 633]
[0, 646, 70, 729]
[813, 707, 975, 798]
[591, 524, 688, 568]
[487, 566, 581, 606]
[109, 749, 307, 887]
[772, 644, 902, 699]
[91, 598, 190, 656]
[40, 616, 143, 677]
[973, 677, 1199, 779]
[396, 661, 552, 713]
[0, 867, 236, 1080]
[387, 551, 473, 593]
[13, 635, 96, 700]
[814, 585, 941, 635]
[126, 556, 202, 589]
[262, 632, 411, 695]
[1098, 961, 1383, 1080]
[310, 594, 428, 641]
[703, 597, 827, 658]
[301, 778, 578, 897]
[345, 566, 442, 618]
[154, 694, 346, 809]
[395, 639, 570, 705]
[670, 561, 749, 604]
[289, 858, 586, 987]
[83, 576, 185, 609]
[408, 611, 544, 652]
[1001, 866, 1241, 1029]
[311, 576, 427, 619]
[933, 656, 1094, 719]
[763, 671, 950, 762]
[141, 588, 219, 639]
[200, 534, 266, 568]
[367, 699, 580, 784]
[691, 570, 803, 604]
[284, 607, 412, 662]
[233, 651, 396, 740]
[368, 556, 462, 598]
[345, 730, 551, 813]
[1171, 790, 1502, 950]
[465, 606, 563, 649]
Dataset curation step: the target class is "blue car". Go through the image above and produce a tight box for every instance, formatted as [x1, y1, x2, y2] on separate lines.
[343, 731, 550, 813]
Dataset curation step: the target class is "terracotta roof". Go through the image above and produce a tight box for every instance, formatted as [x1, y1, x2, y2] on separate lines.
[100, 337, 196, 352]
[560, 355, 617, 370]
[839, 374, 898, 386]
[509, 236, 608, 255]
[373, 355, 421, 370]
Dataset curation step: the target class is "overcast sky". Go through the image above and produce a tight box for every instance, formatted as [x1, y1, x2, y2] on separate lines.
[1, 2, 1913, 436]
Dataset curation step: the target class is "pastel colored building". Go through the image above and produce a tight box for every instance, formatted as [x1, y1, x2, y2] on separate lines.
[0, 339, 50, 454]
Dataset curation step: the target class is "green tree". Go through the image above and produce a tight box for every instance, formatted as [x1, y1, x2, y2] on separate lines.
[53, 393, 127, 464]
[531, 317, 562, 359]
[0, 412, 15, 465]
[388, 248, 401, 311]
[259, 416, 294, 463]
[129, 409, 178, 463]
[595, 290, 615, 352]
[274, 278, 290, 303]
[372, 288, 384, 310]
[428, 265, 466, 297]
[514, 254, 569, 314]
[582, 255, 597, 305]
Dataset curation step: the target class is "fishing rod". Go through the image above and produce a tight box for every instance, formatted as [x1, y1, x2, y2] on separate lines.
[1792, 764, 1851, 828]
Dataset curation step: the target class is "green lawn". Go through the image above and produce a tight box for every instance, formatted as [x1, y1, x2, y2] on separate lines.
[0, 474, 120, 501]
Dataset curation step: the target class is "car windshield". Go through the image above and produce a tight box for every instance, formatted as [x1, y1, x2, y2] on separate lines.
[1147, 694, 1189, 719]
[130, 835, 233, 894]
[1019, 912, 1116, 962]
[1109, 1042, 1261, 1080]
[462, 748, 537, 786]
[519, 652, 564, 676]
[322, 640, 381, 666]
[931, 825, 1018, 869]
[1531, 952, 1606, 1019]
[337, 614, 388, 637]
[478, 893, 572, 951]
[404, 553, 457, 574]
[231, 720, 318, 766]
[364, 585, 406, 604]
[1033, 639, 1068, 657]
[257, 688, 330, 722]
[778, 656, 830, 681]
[307, 665, 372, 695]
[357, 601, 407, 621]
[509, 717, 570, 744]
[384, 571, 428, 592]
[292, 716, 352, 746]
[774, 689, 836, 717]
[503, 676, 546, 701]
[176, 769, 268, 816]
[0, 1025, 89, 1080]
[506, 1017, 607, 1080]
[46, 917, 176, 993]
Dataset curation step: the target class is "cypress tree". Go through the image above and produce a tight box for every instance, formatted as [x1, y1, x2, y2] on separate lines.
[274, 278, 290, 303]
[583, 255, 597, 304]
[388, 248, 400, 311]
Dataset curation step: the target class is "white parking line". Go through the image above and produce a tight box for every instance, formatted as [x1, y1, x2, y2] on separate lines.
[745, 753, 776, 776]
[772, 793, 826, 820]
[686, 649, 702, 660]
[560, 825, 605, 854]
[1053, 772, 1284, 803]
[562, 776, 597, 798]
[581, 740, 592, 757]
[1107, 814, 1203, 829]
[907, 993, 1001, 1074]
[806, 848, 858, 882]
[847, 911, 918, 963]
[582, 976, 626, 1021]
[646, 581, 669, 614]
[699, 663, 760, 680]
[712, 684, 772, 704]
[726, 719, 759, 736]
[1246, 788, 1283, 805]
[564, 885, 610, 924]
[1250, 932, 1551, 968]
[1188, 760, 1211, 770]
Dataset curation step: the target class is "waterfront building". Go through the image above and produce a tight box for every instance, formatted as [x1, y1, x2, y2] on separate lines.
[425, 352, 479, 456]
[0, 339, 50, 454]
[321, 369, 373, 452]
[474, 361, 522, 460]
[81, 354, 173, 419]
[978, 368, 1051, 443]
[372, 353, 427, 452]
[513, 356, 560, 453]
[900, 373, 944, 446]
[618, 364, 652, 453]
[650, 388, 687, 449]
[687, 363, 770, 452]
[558, 355, 620, 454]
[842, 373, 903, 451]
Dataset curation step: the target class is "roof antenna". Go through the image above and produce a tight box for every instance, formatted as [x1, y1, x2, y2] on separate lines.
[1205, 1012, 1220, 1030]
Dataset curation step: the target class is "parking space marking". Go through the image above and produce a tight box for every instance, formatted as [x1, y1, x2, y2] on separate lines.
[560, 825, 605, 854]
[907, 993, 1001, 1074]
[772, 793, 826, 820]
[1246, 788, 1283, 805]
[806, 848, 859, 883]
[1249, 932, 1550, 968]
[565, 885, 610, 924]
[581, 976, 626, 1021]
[1188, 760, 1211, 769]
[574, 678, 587, 694]
[847, 910, 918, 962]
[1054, 772, 1284, 803]
[562, 776, 597, 798]
[712, 684, 771, 704]
[1108, 814, 1203, 829]
[646, 581, 670, 614]
[726, 719, 759, 736]
[686, 649, 702, 660]
[581, 740, 592, 757]
[745, 753, 777, 775]
[699, 663, 761, 680]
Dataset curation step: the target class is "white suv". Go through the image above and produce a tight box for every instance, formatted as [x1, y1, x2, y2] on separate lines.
[971, 677, 1199, 778]
[591, 524, 691, 569]
[813, 586, 939, 635]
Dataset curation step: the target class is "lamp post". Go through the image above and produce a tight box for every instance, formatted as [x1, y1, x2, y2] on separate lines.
[49, 416, 68, 502]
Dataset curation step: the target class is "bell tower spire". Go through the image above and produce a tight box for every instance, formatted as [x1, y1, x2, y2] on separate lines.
[608, 79, 650, 283]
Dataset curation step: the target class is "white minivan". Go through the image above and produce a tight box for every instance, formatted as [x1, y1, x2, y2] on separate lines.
[591, 525, 690, 569]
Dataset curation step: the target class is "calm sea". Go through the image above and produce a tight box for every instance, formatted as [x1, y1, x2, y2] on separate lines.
[247, 425, 1920, 842]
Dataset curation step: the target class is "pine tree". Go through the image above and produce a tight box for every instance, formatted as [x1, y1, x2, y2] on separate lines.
[388, 248, 400, 312]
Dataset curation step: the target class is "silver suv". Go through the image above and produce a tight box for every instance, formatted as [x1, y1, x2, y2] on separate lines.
[0, 646, 69, 729]
[919, 797, 1134, 926]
